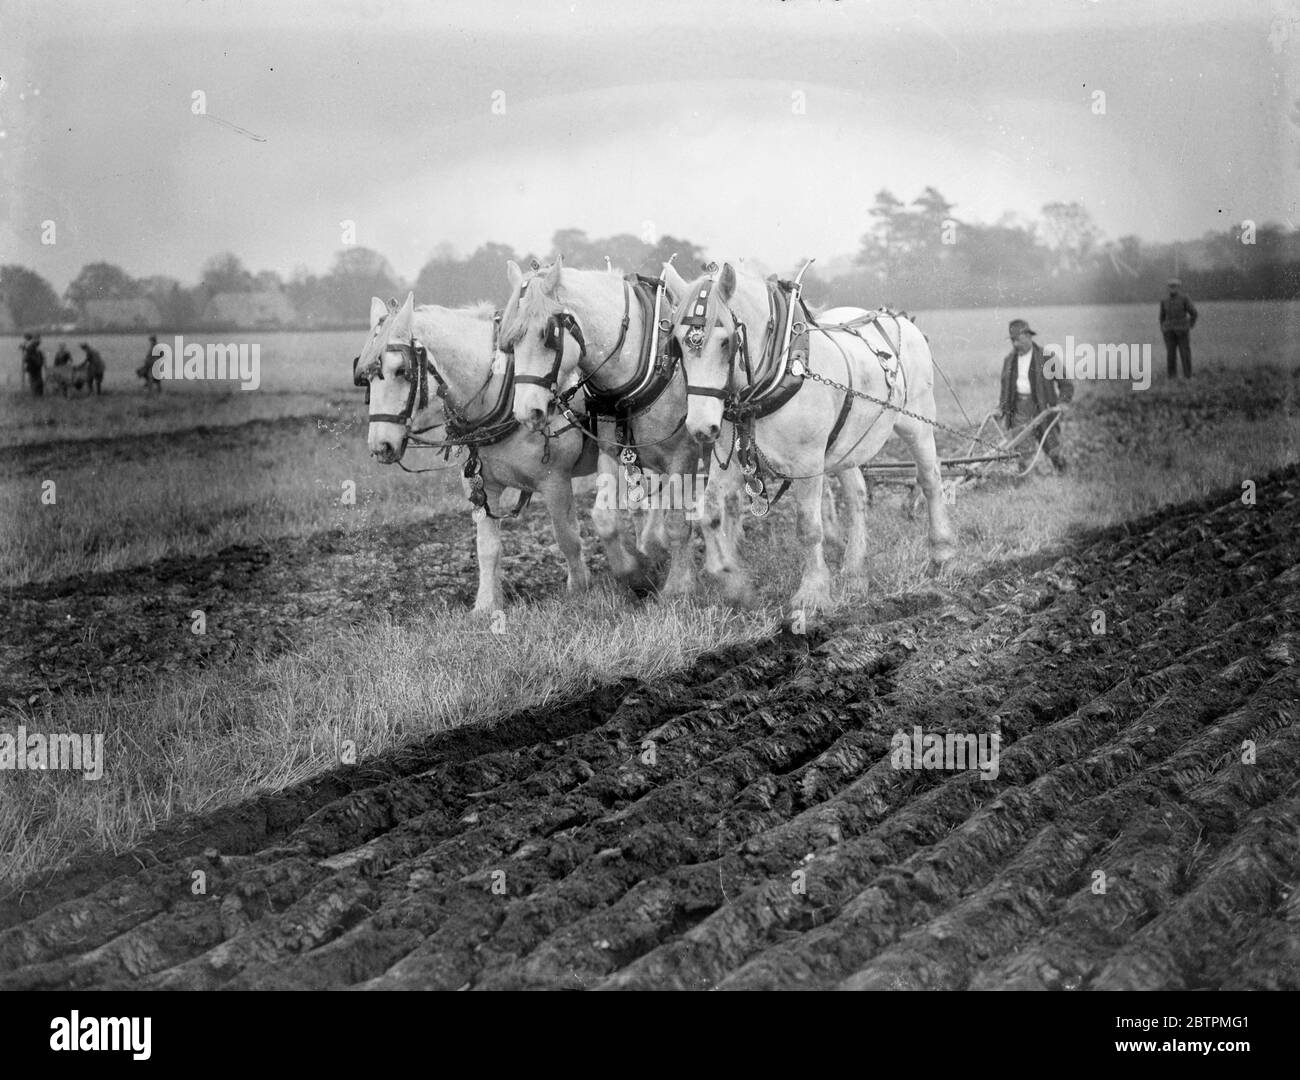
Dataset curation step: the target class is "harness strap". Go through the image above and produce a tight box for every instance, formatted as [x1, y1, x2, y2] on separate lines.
[559, 281, 633, 405]
[824, 389, 855, 453]
[685, 385, 730, 400]
[489, 488, 533, 521]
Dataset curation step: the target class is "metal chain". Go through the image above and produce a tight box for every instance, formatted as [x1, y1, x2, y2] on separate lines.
[794, 365, 1014, 455]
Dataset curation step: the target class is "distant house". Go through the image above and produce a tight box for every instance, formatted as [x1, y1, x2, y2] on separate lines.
[202, 290, 297, 328]
[0, 304, 15, 333]
[82, 298, 162, 330]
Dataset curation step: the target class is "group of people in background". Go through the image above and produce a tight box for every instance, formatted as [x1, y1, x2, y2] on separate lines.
[17, 334, 162, 397]
[18, 334, 105, 397]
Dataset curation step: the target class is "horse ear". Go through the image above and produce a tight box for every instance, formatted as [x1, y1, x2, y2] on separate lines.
[541, 254, 563, 293]
[719, 263, 737, 302]
[506, 260, 523, 288]
[369, 297, 387, 328]
[662, 263, 689, 304]
[391, 292, 415, 334]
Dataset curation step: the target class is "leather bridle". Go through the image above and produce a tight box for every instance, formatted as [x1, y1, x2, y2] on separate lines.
[353, 339, 432, 429]
[508, 303, 588, 399]
[673, 277, 745, 404]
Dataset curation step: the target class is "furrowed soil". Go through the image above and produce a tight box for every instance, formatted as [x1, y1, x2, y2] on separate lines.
[1, 447, 1297, 987]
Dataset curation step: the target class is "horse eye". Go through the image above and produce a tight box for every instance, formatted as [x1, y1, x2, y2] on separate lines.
[718, 336, 730, 350]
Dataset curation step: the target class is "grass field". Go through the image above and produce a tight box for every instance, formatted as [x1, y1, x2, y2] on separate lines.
[1, 300, 1297, 890]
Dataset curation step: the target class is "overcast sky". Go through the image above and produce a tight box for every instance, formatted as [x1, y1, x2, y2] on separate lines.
[2, 0, 1297, 292]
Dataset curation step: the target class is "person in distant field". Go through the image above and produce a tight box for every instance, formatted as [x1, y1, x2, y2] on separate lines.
[19, 332, 33, 389]
[22, 333, 46, 396]
[998, 318, 1072, 474]
[1159, 277, 1198, 378]
[53, 343, 72, 367]
[137, 334, 162, 393]
[79, 342, 106, 395]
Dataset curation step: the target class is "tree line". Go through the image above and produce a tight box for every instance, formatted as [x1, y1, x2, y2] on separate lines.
[812, 189, 1300, 310]
[3, 195, 1297, 332]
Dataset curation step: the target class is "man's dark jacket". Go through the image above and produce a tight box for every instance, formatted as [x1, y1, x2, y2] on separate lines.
[1159, 292, 1198, 333]
[999, 342, 1074, 421]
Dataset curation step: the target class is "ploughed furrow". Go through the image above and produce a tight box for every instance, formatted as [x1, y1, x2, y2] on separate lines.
[0, 637, 795, 989]
[967, 661, 1300, 989]
[346, 670, 884, 990]
[834, 670, 1300, 990]
[123, 639, 835, 989]
[591, 542, 1294, 989]
[0, 676, 638, 938]
[1, 466, 1296, 989]
[737, 582, 1295, 989]
[1217, 860, 1300, 991]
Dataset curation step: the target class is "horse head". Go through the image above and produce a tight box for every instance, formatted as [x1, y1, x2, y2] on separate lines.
[499, 255, 584, 432]
[353, 292, 442, 464]
[665, 261, 745, 445]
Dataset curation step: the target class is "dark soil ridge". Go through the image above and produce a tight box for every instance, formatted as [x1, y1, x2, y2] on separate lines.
[0, 463, 1296, 988]
[0, 409, 354, 467]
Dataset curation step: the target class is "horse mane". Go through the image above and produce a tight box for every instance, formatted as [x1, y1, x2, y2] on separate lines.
[448, 300, 497, 319]
[499, 269, 565, 350]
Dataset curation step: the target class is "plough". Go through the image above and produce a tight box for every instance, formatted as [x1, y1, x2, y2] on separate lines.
[861, 406, 1064, 498]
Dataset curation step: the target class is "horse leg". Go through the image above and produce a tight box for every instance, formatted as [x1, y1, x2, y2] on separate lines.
[821, 475, 842, 545]
[472, 484, 506, 613]
[541, 477, 590, 595]
[591, 448, 650, 591]
[789, 475, 834, 615]
[838, 467, 870, 578]
[897, 417, 958, 569]
[638, 506, 669, 568]
[658, 502, 696, 598]
[700, 451, 753, 607]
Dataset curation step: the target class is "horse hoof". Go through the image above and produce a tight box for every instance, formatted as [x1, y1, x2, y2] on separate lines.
[926, 555, 953, 578]
[929, 542, 958, 568]
[790, 588, 832, 616]
[720, 579, 758, 610]
[565, 572, 594, 594]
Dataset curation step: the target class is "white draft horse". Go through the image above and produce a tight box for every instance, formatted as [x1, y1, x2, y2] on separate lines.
[500, 257, 704, 598]
[354, 293, 596, 612]
[663, 263, 957, 614]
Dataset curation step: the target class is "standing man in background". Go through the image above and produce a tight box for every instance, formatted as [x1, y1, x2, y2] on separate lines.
[22, 334, 46, 396]
[1159, 277, 1198, 379]
[19, 332, 33, 389]
[138, 334, 162, 393]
